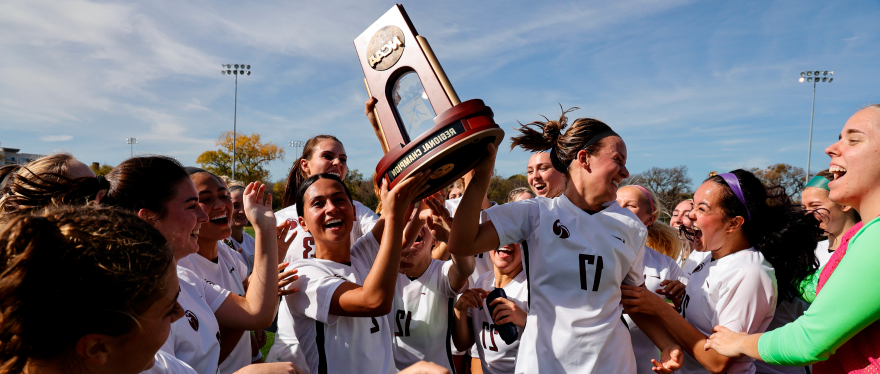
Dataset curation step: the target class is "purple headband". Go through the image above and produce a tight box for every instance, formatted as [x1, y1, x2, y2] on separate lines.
[630, 185, 655, 213]
[718, 173, 751, 222]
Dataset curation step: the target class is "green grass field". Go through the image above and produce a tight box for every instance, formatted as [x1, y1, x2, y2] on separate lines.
[243, 226, 255, 237]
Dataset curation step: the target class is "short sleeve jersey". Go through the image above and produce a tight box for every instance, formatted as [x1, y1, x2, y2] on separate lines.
[624, 247, 688, 374]
[679, 248, 777, 374]
[160, 266, 230, 374]
[276, 200, 379, 262]
[284, 231, 395, 374]
[224, 232, 256, 275]
[177, 244, 251, 374]
[468, 270, 529, 374]
[391, 259, 464, 370]
[141, 350, 198, 374]
[484, 195, 647, 374]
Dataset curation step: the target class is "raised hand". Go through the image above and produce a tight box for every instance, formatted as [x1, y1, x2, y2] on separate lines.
[422, 196, 453, 243]
[652, 345, 683, 373]
[473, 143, 497, 178]
[275, 220, 297, 262]
[277, 262, 298, 296]
[243, 182, 276, 231]
[380, 172, 433, 219]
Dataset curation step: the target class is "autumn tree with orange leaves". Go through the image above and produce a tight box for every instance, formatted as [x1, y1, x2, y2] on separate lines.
[196, 131, 285, 184]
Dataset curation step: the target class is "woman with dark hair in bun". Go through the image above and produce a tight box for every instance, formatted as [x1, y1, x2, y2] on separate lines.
[447, 107, 683, 373]
[621, 169, 821, 374]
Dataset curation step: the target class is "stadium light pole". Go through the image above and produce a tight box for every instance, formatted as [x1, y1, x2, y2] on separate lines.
[222, 64, 252, 179]
[289, 140, 306, 160]
[799, 70, 833, 184]
[125, 137, 138, 157]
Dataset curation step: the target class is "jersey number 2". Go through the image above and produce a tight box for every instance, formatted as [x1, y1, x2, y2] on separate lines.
[394, 310, 412, 337]
[302, 237, 315, 259]
[579, 254, 604, 292]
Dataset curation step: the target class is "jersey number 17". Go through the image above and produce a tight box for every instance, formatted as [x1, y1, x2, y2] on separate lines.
[579, 254, 604, 292]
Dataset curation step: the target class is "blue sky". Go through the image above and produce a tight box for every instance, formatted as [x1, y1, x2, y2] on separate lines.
[2, 0, 879, 189]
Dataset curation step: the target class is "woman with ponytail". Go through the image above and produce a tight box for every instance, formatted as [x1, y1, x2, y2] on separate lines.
[447, 107, 682, 373]
[621, 169, 821, 374]
[0, 154, 109, 218]
[269, 135, 380, 369]
[801, 170, 860, 269]
[705, 105, 880, 374]
[0, 205, 182, 374]
[276, 135, 379, 262]
[616, 185, 688, 374]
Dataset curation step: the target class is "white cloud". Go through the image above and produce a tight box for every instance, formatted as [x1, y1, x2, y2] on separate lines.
[40, 135, 73, 142]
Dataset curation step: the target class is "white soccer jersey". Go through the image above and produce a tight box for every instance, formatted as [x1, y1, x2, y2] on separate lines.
[682, 250, 710, 276]
[275, 200, 379, 263]
[160, 266, 230, 374]
[624, 246, 688, 374]
[225, 232, 256, 275]
[678, 248, 777, 374]
[282, 231, 395, 374]
[814, 239, 833, 269]
[142, 350, 197, 374]
[178, 243, 251, 374]
[467, 270, 529, 374]
[268, 201, 378, 370]
[485, 195, 647, 374]
[391, 259, 465, 370]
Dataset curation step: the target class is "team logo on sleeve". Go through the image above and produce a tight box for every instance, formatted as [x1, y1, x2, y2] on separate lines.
[185, 310, 199, 331]
[552, 220, 570, 239]
[689, 263, 705, 275]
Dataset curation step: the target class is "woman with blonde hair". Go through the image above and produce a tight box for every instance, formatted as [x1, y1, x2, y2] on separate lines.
[616, 184, 688, 374]
[0, 154, 108, 217]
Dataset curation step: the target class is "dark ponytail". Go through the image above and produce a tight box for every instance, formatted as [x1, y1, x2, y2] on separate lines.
[509, 106, 618, 174]
[709, 169, 822, 302]
[281, 135, 343, 208]
[102, 156, 189, 218]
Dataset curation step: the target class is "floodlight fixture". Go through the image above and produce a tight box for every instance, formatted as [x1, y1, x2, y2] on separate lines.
[797, 69, 836, 186]
[220, 63, 252, 179]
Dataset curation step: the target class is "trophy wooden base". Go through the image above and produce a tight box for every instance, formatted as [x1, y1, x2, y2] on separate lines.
[375, 99, 504, 200]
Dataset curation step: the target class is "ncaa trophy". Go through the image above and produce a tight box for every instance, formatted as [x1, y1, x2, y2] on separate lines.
[354, 4, 504, 199]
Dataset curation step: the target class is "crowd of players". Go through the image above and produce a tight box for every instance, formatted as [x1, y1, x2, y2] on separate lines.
[1, 103, 879, 374]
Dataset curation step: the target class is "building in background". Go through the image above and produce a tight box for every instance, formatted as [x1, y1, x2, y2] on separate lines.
[0, 147, 47, 166]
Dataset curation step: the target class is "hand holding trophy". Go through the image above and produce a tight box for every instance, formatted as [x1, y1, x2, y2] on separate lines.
[354, 4, 504, 199]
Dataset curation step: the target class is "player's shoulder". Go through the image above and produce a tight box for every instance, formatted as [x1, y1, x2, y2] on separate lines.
[720, 249, 773, 280]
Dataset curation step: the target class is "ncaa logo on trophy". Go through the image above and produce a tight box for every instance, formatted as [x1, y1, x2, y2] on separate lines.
[354, 4, 504, 199]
